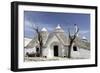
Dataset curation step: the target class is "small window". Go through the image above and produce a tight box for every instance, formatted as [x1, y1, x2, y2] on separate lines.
[73, 46, 77, 51]
[26, 52, 29, 56]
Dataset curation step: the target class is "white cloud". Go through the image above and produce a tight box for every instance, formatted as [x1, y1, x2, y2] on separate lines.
[25, 20, 34, 29]
[79, 30, 90, 34]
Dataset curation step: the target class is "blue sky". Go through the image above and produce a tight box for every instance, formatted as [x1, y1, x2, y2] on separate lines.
[24, 11, 90, 40]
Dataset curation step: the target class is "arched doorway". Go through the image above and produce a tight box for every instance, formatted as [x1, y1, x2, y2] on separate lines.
[53, 45, 58, 56]
[73, 45, 77, 51]
[50, 42, 60, 57]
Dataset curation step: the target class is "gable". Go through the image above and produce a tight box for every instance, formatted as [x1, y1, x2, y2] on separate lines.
[44, 32, 68, 47]
[45, 33, 62, 47]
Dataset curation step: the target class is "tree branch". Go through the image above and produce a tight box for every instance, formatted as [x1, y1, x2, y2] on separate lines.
[68, 28, 72, 39]
[73, 28, 79, 40]
[67, 24, 79, 58]
[74, 28, 79, 36]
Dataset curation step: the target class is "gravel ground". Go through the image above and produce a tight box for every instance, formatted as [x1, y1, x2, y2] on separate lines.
[25, 48, 90, 62]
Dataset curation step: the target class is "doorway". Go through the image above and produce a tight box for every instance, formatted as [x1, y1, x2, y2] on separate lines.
[73, 46, 77, 51]
[54, 45, 58, 56]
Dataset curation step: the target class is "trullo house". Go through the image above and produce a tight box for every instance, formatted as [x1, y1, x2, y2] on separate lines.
[25, 24, 90, 58]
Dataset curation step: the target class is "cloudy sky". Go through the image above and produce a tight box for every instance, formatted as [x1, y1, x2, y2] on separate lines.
[24, 11, 90, 41]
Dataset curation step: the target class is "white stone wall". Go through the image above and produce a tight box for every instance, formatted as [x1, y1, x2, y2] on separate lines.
[24, 47, 36, 56]
[71, 43, 80, 58]
[42, 48, 49, 57]
[64, 46, 69, 57]
[58, 45, 64, 57]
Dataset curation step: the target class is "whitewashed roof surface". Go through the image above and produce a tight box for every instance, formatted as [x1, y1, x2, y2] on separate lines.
[56, 24, 61, 29]
[24, 38, 32, 47]
[41, 27, 47, 32]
